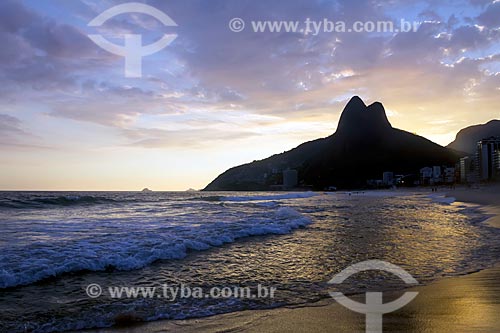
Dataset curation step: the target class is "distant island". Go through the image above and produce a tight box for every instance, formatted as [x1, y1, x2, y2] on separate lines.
[141, 188, 152, 192]
[204, 96, 465, 191]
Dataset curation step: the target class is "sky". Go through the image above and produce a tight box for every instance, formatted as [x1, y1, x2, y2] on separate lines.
[0, 0, 499, 190]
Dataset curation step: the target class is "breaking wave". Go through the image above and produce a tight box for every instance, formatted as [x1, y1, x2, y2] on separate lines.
[0, 207, 311, 289]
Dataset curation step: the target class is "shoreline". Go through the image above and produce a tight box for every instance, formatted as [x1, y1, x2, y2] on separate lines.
[83, 266, 500, 333]
[81, 186, 500, 333]
[444, 184, 500, 229]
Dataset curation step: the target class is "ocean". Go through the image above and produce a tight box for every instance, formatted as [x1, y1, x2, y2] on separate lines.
[0, 191, 499, 332]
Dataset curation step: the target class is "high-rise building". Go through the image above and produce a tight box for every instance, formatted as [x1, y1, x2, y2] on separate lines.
[477, 137, 500, 181]
[443, 167, 455, 183]
[460, 156, 477, 183]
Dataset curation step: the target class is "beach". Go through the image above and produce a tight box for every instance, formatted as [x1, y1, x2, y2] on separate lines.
[1, 189, 498, 332]
[445, 184, 500, 228]
[83, 265, 500, 333]
[2, 1, 499, 332]
[80, 186, 500, 333]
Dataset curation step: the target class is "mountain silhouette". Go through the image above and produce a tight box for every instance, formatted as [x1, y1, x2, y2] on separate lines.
[204, 96, 462, 190]
[447, 120, 500, 154]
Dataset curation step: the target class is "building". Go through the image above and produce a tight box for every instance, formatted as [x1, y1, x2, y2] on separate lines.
[367, 179, 384, 187]
[420, 167, 433, 185]
[419, 166, 455, 184]
[283, 169, 298, 189]
[443, 167, 455, 183]
[477, 137, 500, 181]
[460, 156, 477, 183]
[432, 166, 442, 183]
[382, 172, 394, 186]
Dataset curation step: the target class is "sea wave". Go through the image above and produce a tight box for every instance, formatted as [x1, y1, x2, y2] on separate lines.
[427, 194, 456, 205]
[187, 195, 222, 202]
[0, 207, 311, 289]
[0, 195, 118, 209]
[222, 192, 319, 202]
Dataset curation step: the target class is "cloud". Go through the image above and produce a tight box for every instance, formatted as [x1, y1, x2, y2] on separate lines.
[0, 114, 49, 149]
[476, 1, 500, 28]
[0, 0, 498, 152]
[0, 114, 24, 135]
[0, 0, 37, 33]
[122, 126, 257, 148]
[449, 25, 494, 52]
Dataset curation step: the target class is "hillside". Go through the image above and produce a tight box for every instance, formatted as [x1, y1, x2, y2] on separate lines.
[447, 120, 500, 154]
[204, 97, 462, 190]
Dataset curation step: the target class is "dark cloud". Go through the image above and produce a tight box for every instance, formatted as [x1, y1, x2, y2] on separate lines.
[468, 0, 493, 7]
[0, 114, 23, 135]
[449, 25, 495, 52]
[0, 1, 96, 60]
[24, 21, 95, 58]
[419, 9, 442, 21]
[0, 114, 48, 149]
[477, 1, 500, 27]
[0, 0, 115, 94]
[0, 0, 37, 33]
[0, 0, 498, 150]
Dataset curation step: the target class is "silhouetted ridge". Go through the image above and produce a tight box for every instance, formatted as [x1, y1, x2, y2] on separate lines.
[336, 96, 366, 132]
[336, 97, 392, 137]
[366, 102, 392, 129]
[204, 96, 461, 190]
[447, 119, 500, 154]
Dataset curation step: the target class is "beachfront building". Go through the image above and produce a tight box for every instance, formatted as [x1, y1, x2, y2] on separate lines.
[419, 166, 455, 184]
[420, 167, 433, 185]
[477, 137, 500, 181]
[382, 172, 394, 186]
[444, 167, 456, 183]
[460, 156, 477, 183]
[432, 166, 442, 183]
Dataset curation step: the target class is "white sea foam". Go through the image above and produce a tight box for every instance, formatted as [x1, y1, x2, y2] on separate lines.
[2, 191, 499, 333]
[0, 206, 311, 289]
[428, 194, 456, 205]
[223, 192, 318, 202]
[331, 190, 414, 197]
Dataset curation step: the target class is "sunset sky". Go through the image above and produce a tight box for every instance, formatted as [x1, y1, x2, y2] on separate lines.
[1, 0, 499, 190]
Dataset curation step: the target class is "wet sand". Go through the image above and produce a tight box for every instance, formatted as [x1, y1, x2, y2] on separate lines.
[83, 266, 500, 333]
[83, 186, 500, 333]
[445, 184, 500, 228]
